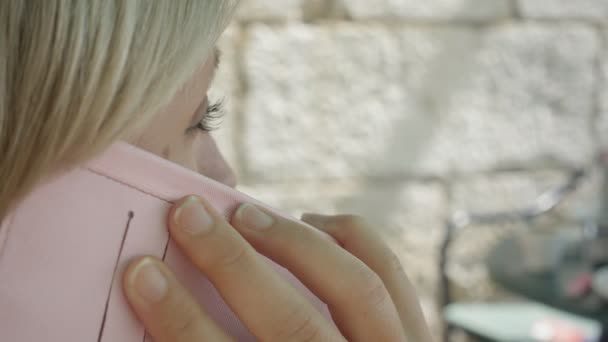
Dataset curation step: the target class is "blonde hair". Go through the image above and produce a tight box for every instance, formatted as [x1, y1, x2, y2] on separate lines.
[0, 0, 238, 218]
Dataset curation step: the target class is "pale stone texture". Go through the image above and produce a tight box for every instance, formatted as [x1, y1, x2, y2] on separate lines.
[551, 168, 603, 222]
[452, 170, 600, 220]
[340, 0, 511, 20]
[598, 29, 608, 149]
[520, 0, 608, 19]
[236, 0, 302, 21]
[243, 24, 598, 182]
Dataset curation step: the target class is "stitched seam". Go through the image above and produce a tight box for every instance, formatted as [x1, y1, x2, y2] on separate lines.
[82, 166, 173, 341]
[98, 211, 134, 342]
[83, 167, 173, 204]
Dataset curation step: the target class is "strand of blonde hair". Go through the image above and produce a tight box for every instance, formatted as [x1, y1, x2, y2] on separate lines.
[0, 0, 239, 219]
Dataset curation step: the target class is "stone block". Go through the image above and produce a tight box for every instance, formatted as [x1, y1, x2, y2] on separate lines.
[236, 0, 302, 21]
[520, 0, 608, 19]
[243, 24, 598, 181]
[339, 0, 511, 20]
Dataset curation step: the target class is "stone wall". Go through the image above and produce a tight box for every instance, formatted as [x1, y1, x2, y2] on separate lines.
[211, 0, 606, 329]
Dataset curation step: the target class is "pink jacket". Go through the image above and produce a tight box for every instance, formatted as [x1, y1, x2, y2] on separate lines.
[0, 143, 334, 341]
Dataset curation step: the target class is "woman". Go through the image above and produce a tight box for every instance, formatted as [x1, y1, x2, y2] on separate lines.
[0, 1, 432, 341]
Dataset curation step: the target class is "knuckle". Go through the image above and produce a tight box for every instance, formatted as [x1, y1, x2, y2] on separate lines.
[292, 221, 318, 242]
[353, 267, 390, 309]
[276, 307, 322, 342]
[162, 298, 203, 341]
[175, 315, 199, 341]
[211, 245, 254, 271]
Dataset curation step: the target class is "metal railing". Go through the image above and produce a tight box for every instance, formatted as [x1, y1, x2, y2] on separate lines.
[438, 160, 596, 340]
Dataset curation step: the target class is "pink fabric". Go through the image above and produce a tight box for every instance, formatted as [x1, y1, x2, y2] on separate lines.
[0, 142, 335, 341]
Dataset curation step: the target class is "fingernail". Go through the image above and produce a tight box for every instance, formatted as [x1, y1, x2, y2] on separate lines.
[132, 258, 168, 304]
[173, 196, 213, 235]
[236, 204, 274, 230]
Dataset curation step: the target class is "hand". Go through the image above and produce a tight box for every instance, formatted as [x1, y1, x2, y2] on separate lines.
[122, 195, 432, 342]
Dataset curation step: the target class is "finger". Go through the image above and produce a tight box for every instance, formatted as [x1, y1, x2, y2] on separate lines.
[169, 196, 342, 342]
[122, 256, 232, 342]
[302, 214, 433, 342]
[231, 204, 406, 342]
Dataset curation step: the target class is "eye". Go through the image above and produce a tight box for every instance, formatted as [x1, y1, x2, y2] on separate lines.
[194, 99, 225, 132]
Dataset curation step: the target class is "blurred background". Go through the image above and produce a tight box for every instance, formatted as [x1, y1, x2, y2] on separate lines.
[211, 0, 607, 340]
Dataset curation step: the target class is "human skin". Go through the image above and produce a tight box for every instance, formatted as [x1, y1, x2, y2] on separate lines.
[125, 42, 432, 342]
[131, 49, 237, 189]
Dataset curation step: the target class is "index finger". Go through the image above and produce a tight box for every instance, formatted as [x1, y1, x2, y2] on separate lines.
[168, 196, 342, 341]
[123, 257, 234, 342]
[303, 214, 433, 342]
[230, 206, 406, 342]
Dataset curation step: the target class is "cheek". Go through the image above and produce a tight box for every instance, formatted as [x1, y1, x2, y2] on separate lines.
[134, 130, 236, 187]
[131, 109, 190, 160]
[191, 133, 236, 187]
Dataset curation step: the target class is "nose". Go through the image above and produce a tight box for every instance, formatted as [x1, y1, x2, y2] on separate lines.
[196, 134, 238, 188]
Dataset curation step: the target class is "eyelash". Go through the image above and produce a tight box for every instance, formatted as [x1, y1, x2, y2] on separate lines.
[195, 99, 225, 132]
